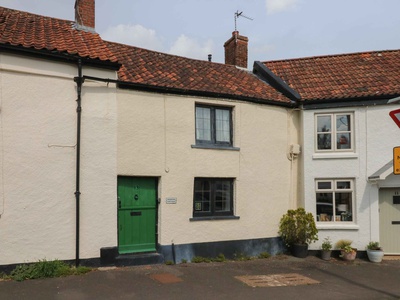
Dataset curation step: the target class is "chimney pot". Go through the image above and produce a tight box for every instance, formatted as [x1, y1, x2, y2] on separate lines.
[208, 54, 212, 62]
[74, 0, 95, 31]
[224, 31, 248, 68]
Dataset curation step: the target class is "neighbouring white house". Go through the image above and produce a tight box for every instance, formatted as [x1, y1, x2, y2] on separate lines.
[0, 1, 302, 268]
[264, 51, 400, 254]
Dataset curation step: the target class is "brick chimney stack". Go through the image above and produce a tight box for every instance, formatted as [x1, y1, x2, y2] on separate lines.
[224, 31, 248, 69]
[74, 0, 95, 31]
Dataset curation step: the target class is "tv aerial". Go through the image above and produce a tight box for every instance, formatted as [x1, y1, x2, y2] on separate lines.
[234, 10, 253, 31]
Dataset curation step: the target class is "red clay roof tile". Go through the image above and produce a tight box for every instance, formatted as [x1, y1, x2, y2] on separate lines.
[264, 50, 400, 101]
[0, 7, 117, 63]
[106, 41, 291, 104]
[0, 6, 291, 104]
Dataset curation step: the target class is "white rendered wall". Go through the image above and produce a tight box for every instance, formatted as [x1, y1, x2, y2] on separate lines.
[0, 53, 117, 265]
[302, 104, 400, 251]
[118, 90, 300, 246]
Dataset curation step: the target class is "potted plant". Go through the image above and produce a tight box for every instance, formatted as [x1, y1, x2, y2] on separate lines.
[335, 239, 357, 261]
[366, 241, 384, 263]
[278, 208, 318, 258]
[320, 237, 332, 261]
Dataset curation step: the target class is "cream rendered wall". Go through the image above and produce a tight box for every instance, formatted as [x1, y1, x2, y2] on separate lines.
[302, 104, 400, 251]
[118, 90, 300, 247]
[0, 53, 117, 265]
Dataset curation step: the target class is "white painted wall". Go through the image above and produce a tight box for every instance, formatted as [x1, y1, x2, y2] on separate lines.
[118, 90, 300, 247]
[302, 104, 400, 251]
[0, 53, 117, 265]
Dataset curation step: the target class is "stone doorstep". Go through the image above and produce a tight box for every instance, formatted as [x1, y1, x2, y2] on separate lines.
[383, 255, 400, 260]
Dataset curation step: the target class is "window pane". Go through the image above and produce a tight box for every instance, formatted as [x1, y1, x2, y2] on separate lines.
[337, 133, 351, 149]
[196, 107, 211, 141]
[214, 180, 231, 212]
[316, 193, 333, 221]
[194, 179, 211, 212]
[193, 178, 233, 217]
[336, 115, 350, 131]
[215, 109, 230, 143]
[317, 133, 331, 150]
[335, 192, 352, 221]
[337, 181, 351, 189]
[317, 181, 331, 190]
[317, 116, 331, 132]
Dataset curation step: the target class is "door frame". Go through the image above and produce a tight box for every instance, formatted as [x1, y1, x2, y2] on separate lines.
[117, 176, 159, 254]
[379, 187, 400, 255]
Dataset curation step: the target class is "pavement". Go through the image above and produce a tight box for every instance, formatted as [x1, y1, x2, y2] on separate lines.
[1, 255, 400, 300]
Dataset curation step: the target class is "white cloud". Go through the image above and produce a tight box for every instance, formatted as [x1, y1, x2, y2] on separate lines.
[101, 25, 215, 61]
[101, 24, 164, 51]
[265, 0, 299, 15]
[169, 34, 214, 60]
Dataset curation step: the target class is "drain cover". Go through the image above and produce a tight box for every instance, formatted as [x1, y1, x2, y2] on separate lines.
[149, 273, 183, 284]
[235, 273, 320, 287]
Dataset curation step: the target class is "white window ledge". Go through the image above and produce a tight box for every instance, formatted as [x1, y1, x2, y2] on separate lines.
[313, 153, 359, 160]
[317, 223, 360, 230]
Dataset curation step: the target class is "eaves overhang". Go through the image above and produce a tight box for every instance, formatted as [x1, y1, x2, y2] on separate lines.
[0, 44, 121, 70]
[368, 160, 393, 181]
[302, 95, 400, 110]
[118, 80, 297, 108]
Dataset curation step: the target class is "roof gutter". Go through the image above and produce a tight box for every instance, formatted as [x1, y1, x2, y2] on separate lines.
[303, 95, 400, 110]
[82, 75, 297, 108]
[0, 44, 121, 70]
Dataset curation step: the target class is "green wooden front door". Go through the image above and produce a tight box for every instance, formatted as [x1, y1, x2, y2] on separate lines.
[118, 177, 157, 254]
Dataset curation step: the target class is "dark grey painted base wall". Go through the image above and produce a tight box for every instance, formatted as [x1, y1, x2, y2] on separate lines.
[160, 236, 286, 263]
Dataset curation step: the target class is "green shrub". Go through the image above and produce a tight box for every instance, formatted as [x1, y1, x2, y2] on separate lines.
[211, 253, 226, 262]
[258, 252, 271, 259]
[165, 260, 174, 265]
[233, 252, 252, 261]
[366, 241, 382, 250]
[321, 237, 333, 251]
[278, 208, 318, 246]
[335, 239, 352, 250]
[191, 256, 211, 263]
[9, 259, 91, 281]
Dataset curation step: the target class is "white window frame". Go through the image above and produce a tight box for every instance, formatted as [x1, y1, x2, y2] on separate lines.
[315, 112, 354, 152]
[315, 178, 355, 223]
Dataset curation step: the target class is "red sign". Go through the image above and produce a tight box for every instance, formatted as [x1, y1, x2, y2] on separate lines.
[389, 109, 400, 128]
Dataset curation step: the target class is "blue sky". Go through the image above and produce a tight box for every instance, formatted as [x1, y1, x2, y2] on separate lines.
[1, 0, 400, 67]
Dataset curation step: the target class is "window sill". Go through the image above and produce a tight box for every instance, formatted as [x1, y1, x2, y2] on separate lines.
[312, 152, 358, 160]
[189, 215, 240, 221]
[191, 144, 240, 151]
[317, 223, 359, 230]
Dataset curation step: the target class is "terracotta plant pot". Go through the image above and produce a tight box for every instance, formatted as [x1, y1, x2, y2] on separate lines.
[340, 248, 357, 261]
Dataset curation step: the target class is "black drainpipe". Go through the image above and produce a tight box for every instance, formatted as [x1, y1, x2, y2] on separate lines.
[74, 59, 84, 267]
